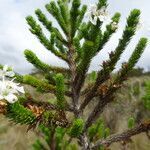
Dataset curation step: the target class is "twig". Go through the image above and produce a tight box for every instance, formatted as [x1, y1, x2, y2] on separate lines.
[84, 87, 116, 131]
[24, 96, 74, 112]
[91, 120, 150, 150]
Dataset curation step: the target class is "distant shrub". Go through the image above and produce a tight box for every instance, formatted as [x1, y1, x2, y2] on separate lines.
[128, 67, 144, 77]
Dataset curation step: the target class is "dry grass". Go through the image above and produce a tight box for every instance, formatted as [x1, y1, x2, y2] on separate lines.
[0, 115, 36, 150]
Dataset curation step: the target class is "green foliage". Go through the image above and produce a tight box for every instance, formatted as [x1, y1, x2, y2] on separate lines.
[128, 117, 135, 129]
[33, 125, 67, 150]
[88, 71, 97, 82]
[33, 139, 47, 150]
[142, 81, 150, 110]
[128, 38, 147, 70]
[24, 49, 67, 74]
[35, 8, 52, 31]
[6, 102, 36, 125]
[23, 75, 55, 92]
[78, 40, 95, 72]
[70, 0, 81, 37]
[109, 9, 141, 71]
[26, 16, 48, 44]
[45, 1, 68, 35]
[98, 12, 121, 51]
[57, 0, 70, 25]
[39, 124, 52, 145]
[26, 15, 67, 61]
[143, 95, 150, 110]
[76, 5, 87, 28]
[132, 81, 140, 96]
[54, 74, 66, 109]
[78, 36, 100, 73]
[55, 127, 66, 149]
[66, 144, 78, 150]
[115, 38, 147, 83]
[88, 119, 110, 142]
[97, 0, 108, 9]
[24, 50, 50, 72]
[88, 119, 103, 140]
[69, 119, 84, 137]
[2, 0, 149, 149]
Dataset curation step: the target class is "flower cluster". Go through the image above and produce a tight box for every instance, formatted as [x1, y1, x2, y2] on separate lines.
[86, 4, 118, 30]
[86, 4, 109, 25]
[0, 65, 25, 103]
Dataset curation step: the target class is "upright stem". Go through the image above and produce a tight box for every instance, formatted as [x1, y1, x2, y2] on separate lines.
[67, 37, 80, 117]
[49, 128, 56, 150]
[78, 133, 90, 150]
[67, 36, 90, 148]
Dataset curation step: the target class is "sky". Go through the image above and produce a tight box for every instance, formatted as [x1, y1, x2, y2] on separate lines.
[0, 0, 150, 74]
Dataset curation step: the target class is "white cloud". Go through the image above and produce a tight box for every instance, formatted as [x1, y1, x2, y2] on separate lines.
[0, 0, 149, 74]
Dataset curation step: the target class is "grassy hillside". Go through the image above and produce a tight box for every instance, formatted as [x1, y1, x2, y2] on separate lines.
[0, 74, 150, 150]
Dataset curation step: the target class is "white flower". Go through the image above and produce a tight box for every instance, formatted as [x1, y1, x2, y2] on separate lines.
[0, 80, 17, 103]
[89, 4, 97, 14]
[0, 65, 15, 79]
[86, 4, 111, 25]
[0, 77, 25, 103]
[86, 4, 98, 25]
[111, 22, 118, 30]
[7, 79, 25, 94]
[1, 94, 18, 104]
[97, 6, 109, 22]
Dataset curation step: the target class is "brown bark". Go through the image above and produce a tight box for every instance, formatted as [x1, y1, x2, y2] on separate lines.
[92, 121, 150, 150]
[49, 129, 56, 150]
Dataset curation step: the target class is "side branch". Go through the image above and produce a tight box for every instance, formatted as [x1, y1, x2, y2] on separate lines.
[24, 96, 74, 112]
[24, 49, 70, 74]
[80, 9, 141, 110]
[15, 74, 72, 97]
[82, 38, 148, 128]
[80, 70, 110, 109]
[80, 71, 109, 110]
[92, 120, 150, 150]
[84, 87, 116, 131]
[26, 16, 68, 63]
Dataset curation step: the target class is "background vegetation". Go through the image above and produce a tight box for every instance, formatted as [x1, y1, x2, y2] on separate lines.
[0, 69, 150, 150]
